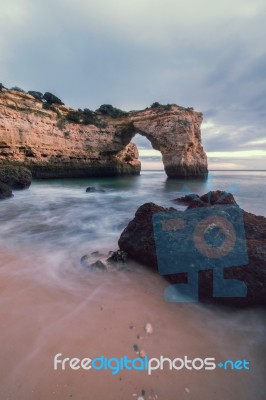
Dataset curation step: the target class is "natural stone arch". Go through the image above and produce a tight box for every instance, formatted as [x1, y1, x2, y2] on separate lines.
[130, 132, 164, 169]
[114, 105, 208, 178]
[0, 89, 208, 179]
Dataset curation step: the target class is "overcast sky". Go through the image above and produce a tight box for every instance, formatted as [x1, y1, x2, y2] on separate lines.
[1, 0, 265, 169]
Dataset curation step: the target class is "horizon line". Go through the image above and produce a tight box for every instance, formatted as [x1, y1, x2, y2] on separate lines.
[141, 169, 266, 172]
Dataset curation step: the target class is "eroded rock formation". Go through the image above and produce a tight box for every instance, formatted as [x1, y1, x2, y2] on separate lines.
[0, 88, 208, 178]
[118, 192, 266, 307]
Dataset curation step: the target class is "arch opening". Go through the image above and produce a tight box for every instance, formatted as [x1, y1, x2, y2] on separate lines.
[131, 133, 164, 171]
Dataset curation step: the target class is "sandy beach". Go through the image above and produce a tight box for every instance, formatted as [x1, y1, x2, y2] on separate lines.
[1, 243, 265, 400]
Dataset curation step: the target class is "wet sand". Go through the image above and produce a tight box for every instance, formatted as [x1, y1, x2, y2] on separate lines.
[0, 245, 265, 400]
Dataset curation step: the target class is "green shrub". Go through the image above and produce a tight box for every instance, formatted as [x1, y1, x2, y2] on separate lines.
[96, 104, 127, 118]
[10, 86, 25, 93]
[65, 108, 107, 128]
[150, 102, 161, 108]
[57, 118, 66, 129]
[42, 102, 61, 117]
[43, 92, 64, 105]
[66, 111, 81, 123]
[28, 91, 43, 101]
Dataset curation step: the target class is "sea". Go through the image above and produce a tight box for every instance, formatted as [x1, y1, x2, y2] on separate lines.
[0, 170, 265, 400]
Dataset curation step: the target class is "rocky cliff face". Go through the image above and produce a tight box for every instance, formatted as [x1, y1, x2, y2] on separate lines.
[0, 88, 208, 178]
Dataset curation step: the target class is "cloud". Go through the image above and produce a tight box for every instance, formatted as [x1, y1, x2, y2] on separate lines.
[1, 0, 265, 169]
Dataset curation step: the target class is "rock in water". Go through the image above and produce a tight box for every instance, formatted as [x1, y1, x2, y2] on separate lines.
[107, 250, 128, 262]
[0, 165, 32, 189]
[86, 186, 105, 193]
[173, 193, 200, 204]
[0, 181, 13, 200]
[118, 191, 266, 307]
[173, 191, 237, 208]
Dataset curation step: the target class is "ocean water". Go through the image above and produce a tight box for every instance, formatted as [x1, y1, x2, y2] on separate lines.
[0, 170, 265, 400]
[0, 170, 265, 252]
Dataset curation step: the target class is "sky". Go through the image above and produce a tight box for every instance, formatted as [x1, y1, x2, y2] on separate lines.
[1, 0, 265, 170]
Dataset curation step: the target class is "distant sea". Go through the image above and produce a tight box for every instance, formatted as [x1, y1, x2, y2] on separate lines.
[0, 170, 265, 252]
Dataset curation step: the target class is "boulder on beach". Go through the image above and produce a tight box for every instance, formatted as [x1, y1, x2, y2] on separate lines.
[118, 191, 266, 307]
[0, 181, 13, 200]
[0, 165, 32, 189]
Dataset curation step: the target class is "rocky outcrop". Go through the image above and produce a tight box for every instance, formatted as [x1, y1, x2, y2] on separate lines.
[118, 192, 266, 307]
[174, 191, 237, 208]
[0, 165, 32, 189]
[0, 88, 207, 179]
[0, 181, 13, 199]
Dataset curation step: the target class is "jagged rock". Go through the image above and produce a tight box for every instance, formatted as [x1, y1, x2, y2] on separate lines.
[108, 250, 128, 262]
[118, 191, 266, 307]
[90, 260, 107, 270]
[189, 190, 237, 208]
[174, 191, 237, 208]
[173, 193, 200, 204]
[0, 181, 13, 199]
[0, 87, 207, 179]
[80, 255, 107, 270]
[0, 165, 32, 189]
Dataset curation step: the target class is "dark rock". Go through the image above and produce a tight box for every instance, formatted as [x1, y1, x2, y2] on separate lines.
[118, 203, 175, 268]
[118, 191, 266, 307]
[174, 191, 236, 208]
[0, 181, 13, 200]
[43, 92, 64, 105]
[173, 193, 200, 204]
[108, 250, 128, 263]
[90, 260, 107, 270]
[28, 91, 43, 101]
[80, 255, 90, 268]
[86, 186, 105, 193]
[0, 165, 32, 189]
[133, 344, 139, 353]
[91, 251, 103, 257]
[172, 191, 237, 209]
[198, 190, 237, 206]
[80, 255, 107, 270]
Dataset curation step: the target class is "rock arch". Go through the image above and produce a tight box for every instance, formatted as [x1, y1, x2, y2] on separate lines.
[115, 105, 208, 178]
[0, 89, 208, 179]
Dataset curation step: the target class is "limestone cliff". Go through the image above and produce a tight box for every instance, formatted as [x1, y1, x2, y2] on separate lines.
[0, 88, 208, 179]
